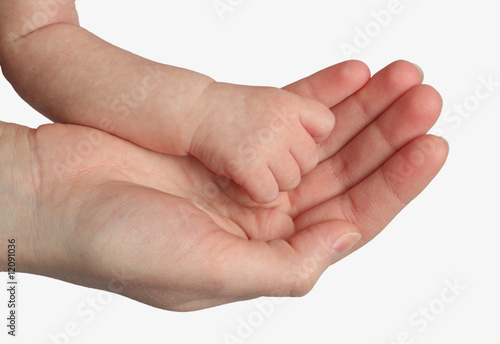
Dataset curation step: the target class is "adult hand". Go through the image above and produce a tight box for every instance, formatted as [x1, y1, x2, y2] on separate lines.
[0, 60, 448, 311]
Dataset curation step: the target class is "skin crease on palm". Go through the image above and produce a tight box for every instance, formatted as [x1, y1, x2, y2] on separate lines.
[0, 59, 448, 311]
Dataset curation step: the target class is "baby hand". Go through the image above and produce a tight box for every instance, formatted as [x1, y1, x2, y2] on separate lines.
[189, 83, 335, 203]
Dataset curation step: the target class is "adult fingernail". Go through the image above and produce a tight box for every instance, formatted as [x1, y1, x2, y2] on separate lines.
[439, 136, 450, 150]
[332, 233, 362, 255]
[413, 63, 424, 82]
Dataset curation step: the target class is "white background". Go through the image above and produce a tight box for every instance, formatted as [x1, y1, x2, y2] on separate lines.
[1, 0, 499, 343]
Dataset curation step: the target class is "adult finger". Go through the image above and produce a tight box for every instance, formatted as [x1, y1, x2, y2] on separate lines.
[295, 135, 449, 243]
[318, 60, 424, 161]
[290, 84, 442, 216]
[283, 60, 371, 109]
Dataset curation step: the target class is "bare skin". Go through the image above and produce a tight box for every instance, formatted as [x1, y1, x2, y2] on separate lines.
[0, 60, 448, 311]
[0, 0, 335, 203]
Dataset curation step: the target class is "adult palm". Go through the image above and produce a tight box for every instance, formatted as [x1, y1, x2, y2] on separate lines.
[12, 60, 447, 311]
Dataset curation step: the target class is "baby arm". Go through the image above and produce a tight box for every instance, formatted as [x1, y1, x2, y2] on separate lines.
[0, 0, 214, 155]
[0, 0, 334, 203]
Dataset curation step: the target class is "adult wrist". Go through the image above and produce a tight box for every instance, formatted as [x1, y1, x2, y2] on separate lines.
[0, 122, 40, 273]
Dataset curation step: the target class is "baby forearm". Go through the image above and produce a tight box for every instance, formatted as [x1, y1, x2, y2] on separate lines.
[1, 23, 214, 154]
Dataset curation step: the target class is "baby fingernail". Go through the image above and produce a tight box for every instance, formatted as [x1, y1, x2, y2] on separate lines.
[332, 233, 361, 255]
